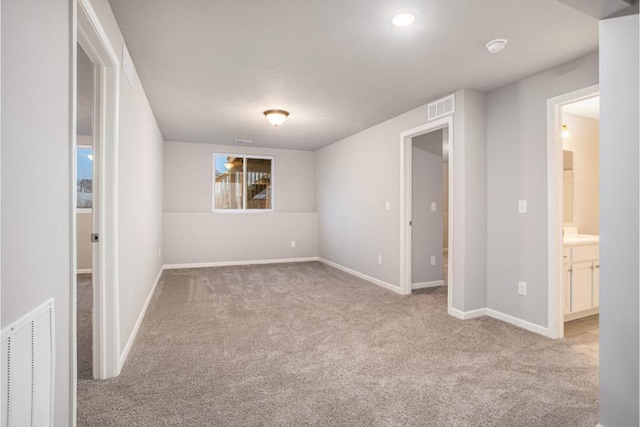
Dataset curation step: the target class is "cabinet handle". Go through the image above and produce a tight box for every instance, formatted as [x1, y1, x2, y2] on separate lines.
[595, 265, 600, 269]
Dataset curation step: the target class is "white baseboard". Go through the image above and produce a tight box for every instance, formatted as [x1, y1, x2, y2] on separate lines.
[412, 280, 444, 290]
[77, 268, 92, 274]
[447, 307, 552, 338]
[318, 258, 403, 295]
[486, 308, 552, 338]
[449, 307, 487, 320]
[163, 257, 319, 270]
[119, 266, 164, 370]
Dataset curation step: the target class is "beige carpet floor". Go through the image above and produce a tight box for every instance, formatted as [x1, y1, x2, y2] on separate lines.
[77, 273, 93, 380]
[78, 262, 598, 426]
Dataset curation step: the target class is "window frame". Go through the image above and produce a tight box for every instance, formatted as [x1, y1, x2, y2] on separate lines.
[212, 153, 275, 213]
[77, 144, 94, 213]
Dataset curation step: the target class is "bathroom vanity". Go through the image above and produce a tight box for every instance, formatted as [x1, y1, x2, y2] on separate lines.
[563, 234, 600, 321]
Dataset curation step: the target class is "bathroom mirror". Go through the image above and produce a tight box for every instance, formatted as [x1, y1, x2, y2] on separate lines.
[563, 150, 574, 224]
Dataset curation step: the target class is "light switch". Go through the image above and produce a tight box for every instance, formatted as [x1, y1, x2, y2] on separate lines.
[385, 201, 391, 211]
[431, 202, 437, 212]
[518, 200, 527, 214]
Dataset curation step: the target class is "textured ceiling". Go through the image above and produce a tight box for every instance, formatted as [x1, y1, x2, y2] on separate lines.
[108, 0, 598, 150]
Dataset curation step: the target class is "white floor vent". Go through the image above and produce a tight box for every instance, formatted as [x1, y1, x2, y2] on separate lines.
[1, 299, 55, 427]
[427, 94, 455, 121]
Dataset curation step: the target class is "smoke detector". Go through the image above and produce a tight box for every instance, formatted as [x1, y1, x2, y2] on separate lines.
[485, 38, 508, 54]
[234, 139, 252, 144]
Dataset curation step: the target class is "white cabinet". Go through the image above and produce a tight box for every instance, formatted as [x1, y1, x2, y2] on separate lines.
[563, 263, 572, 314]
[572, 262, 593, 312]
[564, 243, 600, 321]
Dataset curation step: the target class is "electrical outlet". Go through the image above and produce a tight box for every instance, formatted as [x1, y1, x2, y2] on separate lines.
[518, 200, 527, 214]
[291, 240, 296, 248]
[518, 281, 527, 296]
[377, 254, 383, 265]
[430, 256, 436, 266]
[431, 202, 437, 212]
[385, 201, 391, 211]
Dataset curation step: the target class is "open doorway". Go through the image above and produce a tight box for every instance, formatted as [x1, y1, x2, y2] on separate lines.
[73, 0, 122, 386]
[560, 95, 600, 348]
[76, 44, 95, 380]
[546, 84, 599, 341]
[400, 116, 453, 307]
[410, 128, 449, 291]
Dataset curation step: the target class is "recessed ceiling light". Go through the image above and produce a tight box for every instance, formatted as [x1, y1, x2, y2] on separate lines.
[486, 38, 508, 54]
[392, 12, 416, 27]
[263, 109, 289, 126]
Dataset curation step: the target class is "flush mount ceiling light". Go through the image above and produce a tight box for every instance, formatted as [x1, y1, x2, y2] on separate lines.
[562, 124, 570, 139]
[263, 109, 290, 126]
[392, 12, 416, 27]
[485, 38, 508, 54]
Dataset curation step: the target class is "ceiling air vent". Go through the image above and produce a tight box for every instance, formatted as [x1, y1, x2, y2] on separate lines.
[234, 139, 252, 144]
[427, 94, 455, 122]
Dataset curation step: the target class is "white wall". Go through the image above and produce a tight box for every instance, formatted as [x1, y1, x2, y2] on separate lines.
[598, 12, 639, 427]
[562, 113, 599, 235]
[87, 0, 165, 359]
[163, 141, 317, 265]
[411, 132, 444, 285]
[486, 52, 599, 327]
[1, 0, 72, 424]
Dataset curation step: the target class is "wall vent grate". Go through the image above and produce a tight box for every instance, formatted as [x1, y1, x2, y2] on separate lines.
[1, 299, 55, 427]
[427, 94, 455, 122]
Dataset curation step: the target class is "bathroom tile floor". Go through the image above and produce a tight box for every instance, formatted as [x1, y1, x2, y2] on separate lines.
[564, 315, 599, 351]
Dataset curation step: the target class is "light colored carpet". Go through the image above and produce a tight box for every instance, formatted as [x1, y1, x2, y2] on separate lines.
[78, 262, 598, 426]
[77, 273, 93, 380]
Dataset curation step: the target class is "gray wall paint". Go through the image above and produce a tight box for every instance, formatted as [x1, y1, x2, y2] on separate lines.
[316, 89, 486, 307]
[164, 142, 315, 213]
[598, 13, 639, 427]
[486, 52, 599, 327]
[163, 141, 317, 265]
[87, 0, 165, 356]
[460, 90, 488, 311]
[412, 133, 444, 285]
[316, 105, 431, 287]
[1, 0, 72, 424]
[163, 213, 318, 265]
[77, 213, 93, 271]
[562, 113, 599, 235]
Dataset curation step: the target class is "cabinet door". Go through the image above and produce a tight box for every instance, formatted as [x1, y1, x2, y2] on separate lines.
[572, 262, 593, 312]
[563, 264, 572, 314]
[592, 262, 600, 307]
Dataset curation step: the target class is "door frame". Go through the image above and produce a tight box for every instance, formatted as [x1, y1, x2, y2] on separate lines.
[546, 84, 599, 339]
[74, 0, 121, 387]
[400, 116, 454, 311]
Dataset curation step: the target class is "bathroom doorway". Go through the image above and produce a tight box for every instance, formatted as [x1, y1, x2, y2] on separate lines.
[546, 84, 600, 340]
[560, 95, 600, 348]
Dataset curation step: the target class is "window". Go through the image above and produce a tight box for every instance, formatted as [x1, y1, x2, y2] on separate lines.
[213, 154, 273, 211]
[77, 146, 93, 210]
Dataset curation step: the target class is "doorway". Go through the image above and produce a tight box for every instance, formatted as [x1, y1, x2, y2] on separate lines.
[400, 116, 453, 308]
[560, 95, 600, 349]
[546, 84, 599, 340]
[410, 128, 449, 291]
[76, 43, 96, 380]
[73, 0, 122, 390]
